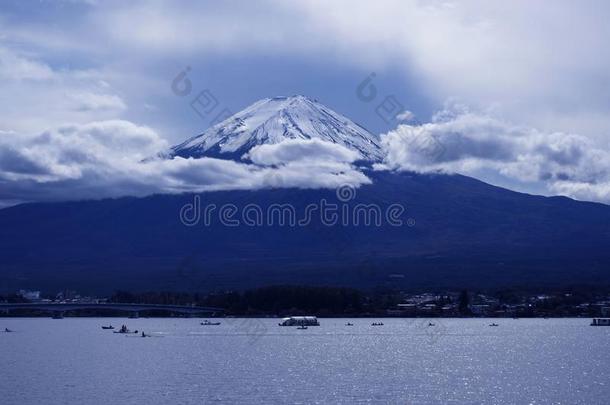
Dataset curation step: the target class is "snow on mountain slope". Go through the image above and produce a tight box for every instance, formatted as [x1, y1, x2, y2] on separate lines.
[167, 95, 384, 161]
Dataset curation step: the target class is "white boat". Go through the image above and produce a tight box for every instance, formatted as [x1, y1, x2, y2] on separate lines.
[590, 318, 610, 326]
[278, 316, 319, 326]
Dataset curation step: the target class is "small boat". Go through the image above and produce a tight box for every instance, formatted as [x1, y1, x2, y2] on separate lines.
[200, 320, 221, 326]
[428, 322, 435, 327]
[4, 328, 13, 333]
[297, 325, 308, 330]
[590, 318, 610, 326]
[489, 323, 499, 327]
[101, 325, 114, 330]
[114, 325, 138, 334]
[346, 322, 354, 326]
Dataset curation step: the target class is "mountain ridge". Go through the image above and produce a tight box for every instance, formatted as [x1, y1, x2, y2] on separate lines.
[2, 97, 610, 293]
[166, 95, 384, 161]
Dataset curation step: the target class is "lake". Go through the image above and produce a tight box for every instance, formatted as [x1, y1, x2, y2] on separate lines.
[1, 318, 608, 404]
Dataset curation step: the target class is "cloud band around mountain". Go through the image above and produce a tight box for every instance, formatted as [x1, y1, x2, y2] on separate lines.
[0, 123, 371, 207]
[2, 101, 610, 207]
[380, 104, 610, 204]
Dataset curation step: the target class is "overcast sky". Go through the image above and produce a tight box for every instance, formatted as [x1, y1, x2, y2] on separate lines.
[1, 0, 610, 206]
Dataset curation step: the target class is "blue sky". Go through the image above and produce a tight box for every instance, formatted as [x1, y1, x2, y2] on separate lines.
[1, 0, 610, 205]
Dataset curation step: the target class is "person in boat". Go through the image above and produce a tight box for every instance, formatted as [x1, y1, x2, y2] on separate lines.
[5, 328, 11, 333]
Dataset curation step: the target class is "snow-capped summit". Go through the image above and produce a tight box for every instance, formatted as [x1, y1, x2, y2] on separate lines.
[167, 95, 384, 161]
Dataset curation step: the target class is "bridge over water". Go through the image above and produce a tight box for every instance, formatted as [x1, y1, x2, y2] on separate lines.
[0, 303, 223, 317]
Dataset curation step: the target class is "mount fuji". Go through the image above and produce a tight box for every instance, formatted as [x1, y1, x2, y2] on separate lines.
[165, 95, 384, 162]
[1, 96, 610, 294]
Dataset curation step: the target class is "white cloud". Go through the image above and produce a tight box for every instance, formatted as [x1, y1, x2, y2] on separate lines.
[1, 107, 608, 206]
[0, 120, 167, 182]
[396, 110, 415, 122]
[0, 46, 128, 134]
[285, 1, 610, 138]
[381, 104, 610, 203]
[0, 47, 55, 81]
[4, 1, 610, 140]
[549, 181, 610, 205]
[246, 138, 361, 165]
[0, 123, 370, 206]
[68, 92, 127, 112]
[78, 1, 610, 144]
[4, 1, 610, 138]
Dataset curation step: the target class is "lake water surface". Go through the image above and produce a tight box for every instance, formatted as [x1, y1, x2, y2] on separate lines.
[1, 318, 608, 404]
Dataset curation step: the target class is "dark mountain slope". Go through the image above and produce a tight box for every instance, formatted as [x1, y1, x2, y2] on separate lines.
[1, 170, 609, 294]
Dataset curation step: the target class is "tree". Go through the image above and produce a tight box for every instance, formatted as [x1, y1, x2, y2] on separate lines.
[458, 289, 470, 315]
